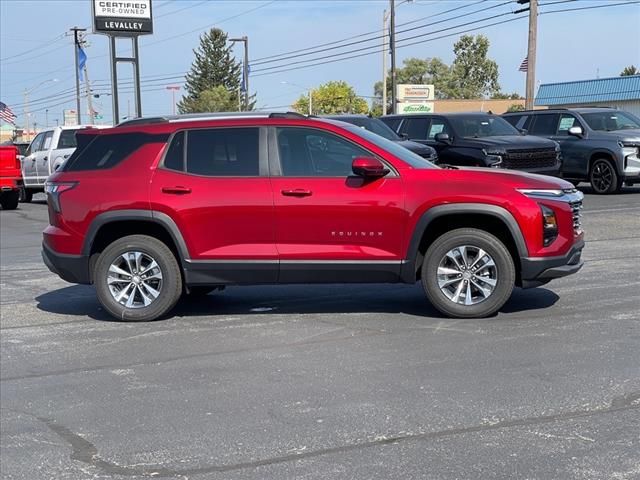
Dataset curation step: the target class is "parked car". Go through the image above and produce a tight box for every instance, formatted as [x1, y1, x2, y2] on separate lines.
[20, 125, 107, 202]
[381, 112, 562, 176]
[43, 112, 584, 322]
[323, 114, 437, 162]
[0, 145, 23, 210]
[503, 107, 640, 194]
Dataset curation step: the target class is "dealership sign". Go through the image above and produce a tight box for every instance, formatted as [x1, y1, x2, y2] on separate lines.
[92, 0, 153, 34]
[398, 103, 434, 114]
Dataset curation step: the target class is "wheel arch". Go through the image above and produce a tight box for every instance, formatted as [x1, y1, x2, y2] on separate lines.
[589, 150, 619, 174]
[401, 204, 527, 285]
[83, 210, 190, 282]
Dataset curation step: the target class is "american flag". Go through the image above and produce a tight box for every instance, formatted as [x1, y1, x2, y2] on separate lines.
[518, 56, 528, 72]
[0, 101, 17, 125]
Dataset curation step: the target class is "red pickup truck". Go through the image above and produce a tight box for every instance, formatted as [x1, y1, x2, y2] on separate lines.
[0, 145, 22, 210]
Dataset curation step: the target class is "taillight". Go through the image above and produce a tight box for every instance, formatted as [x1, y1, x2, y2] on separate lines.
[45, 181, 77, 213]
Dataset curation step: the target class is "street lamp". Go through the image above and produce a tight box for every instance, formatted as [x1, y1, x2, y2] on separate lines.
[230, 36, 249, 111]
[166, 85, 181, 115]
[281, 81, 313, 115]
[23, 78, 58, 140]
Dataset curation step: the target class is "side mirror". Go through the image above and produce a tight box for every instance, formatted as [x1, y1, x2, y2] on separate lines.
[518, 128, 528, 135]
[568, 126, 583, 138]
[352, 157, 390, 178]
[434, 132, 451, 144]
[400, 132, 409, 140]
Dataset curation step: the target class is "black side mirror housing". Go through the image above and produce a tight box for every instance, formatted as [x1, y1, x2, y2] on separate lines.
[434, 133, 451, 144]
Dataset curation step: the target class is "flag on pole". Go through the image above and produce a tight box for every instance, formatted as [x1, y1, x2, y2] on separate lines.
[0, 101, 17, 125]
[518, 56, 528, 72]
[77, 43, 87, 81]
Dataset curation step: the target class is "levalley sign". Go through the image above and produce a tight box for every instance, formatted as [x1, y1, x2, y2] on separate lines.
[92, 0, 153, 35]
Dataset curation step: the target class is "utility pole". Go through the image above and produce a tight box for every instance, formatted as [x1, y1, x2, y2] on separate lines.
[390, 0, 397, 114]
[84, 64, 95, 123]
[45, 109, 49, 128]
[382, 9, 388, 115]
[70, 27, 86, 125]
[230, 36, 249, 110]
[525, 0, 538, 110]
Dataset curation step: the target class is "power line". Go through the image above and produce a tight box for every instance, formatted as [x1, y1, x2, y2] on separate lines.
[0, 34, 66, 62]
[155, 0, 209, 19]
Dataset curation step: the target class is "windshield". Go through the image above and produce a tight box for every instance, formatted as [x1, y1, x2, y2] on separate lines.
[343, 125, 437, 169]
[581, 111, 640, 131]
[338, 117, 400, 141]
[449, 115, 520, 138]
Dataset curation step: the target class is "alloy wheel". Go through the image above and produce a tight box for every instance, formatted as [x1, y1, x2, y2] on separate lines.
[107, 251, 163, 308]
[437, 245, 498, 306]
[592, 161, 613, 193]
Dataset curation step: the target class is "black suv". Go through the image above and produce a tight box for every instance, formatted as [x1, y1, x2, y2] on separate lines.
[503, 108, 640, 194]
[381, 112, 561, 176]
[323, 114, 437, 162]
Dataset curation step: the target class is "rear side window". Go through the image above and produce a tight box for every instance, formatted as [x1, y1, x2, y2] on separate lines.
[57, 129, 78, 149]
[530, 114, 559, 136]
[64, 133, 159, 171]
[402, 118, 430, 140]
[186, 128, 259, 176]
[163, 131, 185, 171]
[503, 115, 522, 127]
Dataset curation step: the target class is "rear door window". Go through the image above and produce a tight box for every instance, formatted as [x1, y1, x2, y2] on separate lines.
[42, 131, 53, 150]
[57, 129, 78, 149]
[402, 117, 430, 140]
[530, 114, 560, 136]
[64, 132, 162, 171]
[186, 128, 259, 176]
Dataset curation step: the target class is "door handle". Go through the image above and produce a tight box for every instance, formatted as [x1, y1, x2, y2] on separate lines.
[43, 157, 48, 162]
[162, 186, 192, 195]
[281, 189, 312, 197]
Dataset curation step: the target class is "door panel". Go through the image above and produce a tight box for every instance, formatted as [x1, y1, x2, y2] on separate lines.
[550, 114, 590, 177]
[149, 127, 277, 265]
[34, 130, 53, 185]
[22, 133, 44, 186]
[271, 127, 406, 266]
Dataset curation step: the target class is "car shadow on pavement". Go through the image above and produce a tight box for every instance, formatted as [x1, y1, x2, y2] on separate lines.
[35, 283, 559, 322]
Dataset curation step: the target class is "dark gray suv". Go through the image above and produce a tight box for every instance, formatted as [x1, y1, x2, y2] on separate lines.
[503, 108, 640, 194]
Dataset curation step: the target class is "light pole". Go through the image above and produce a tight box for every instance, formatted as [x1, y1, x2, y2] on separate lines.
[281, 81, 313, 115]
[230, 36, 249, 110]
[23, 78, 58, 140]
[166, 86, 180, 115]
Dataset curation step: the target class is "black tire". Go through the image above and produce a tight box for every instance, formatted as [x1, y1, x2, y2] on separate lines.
[0, 191, 19, 210]
[590, 159, 621, 194]
[421, 228, 515, 319]
[94, 235, 182, 322]
[19, 187, 33, 203]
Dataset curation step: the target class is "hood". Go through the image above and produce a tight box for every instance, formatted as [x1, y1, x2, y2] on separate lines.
[589, 129, 640, 144]
[449, 166, 574, 190]
[459, 134, 556, 150]
[394, 139, 436, 156]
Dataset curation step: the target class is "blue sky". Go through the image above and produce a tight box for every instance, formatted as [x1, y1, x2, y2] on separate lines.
[1, 0, 639, 127]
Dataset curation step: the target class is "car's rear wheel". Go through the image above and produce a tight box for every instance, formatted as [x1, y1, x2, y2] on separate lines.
[0, 191, 19, 210]
[421, 228, 515, 318]
[19, 187, 33, 203]
[590, 159, 621, 194]
[94, 235, 182, 321]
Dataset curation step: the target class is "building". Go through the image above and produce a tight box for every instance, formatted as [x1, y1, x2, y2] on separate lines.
[535, 75, 640, 117]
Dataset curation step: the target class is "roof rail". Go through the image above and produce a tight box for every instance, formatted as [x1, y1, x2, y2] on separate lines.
[268, 112, 307, 119]
[116, 117, 169, 127]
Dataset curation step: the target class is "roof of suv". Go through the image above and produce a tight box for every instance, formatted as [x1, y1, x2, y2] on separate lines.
[503, 107, 619, 116]
[115, 111, 308, 128]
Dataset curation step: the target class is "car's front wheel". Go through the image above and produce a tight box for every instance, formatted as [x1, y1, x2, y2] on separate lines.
[590, 159, 621, 194]
[94, 235, 182, 321]
[421, 228, 515, 318]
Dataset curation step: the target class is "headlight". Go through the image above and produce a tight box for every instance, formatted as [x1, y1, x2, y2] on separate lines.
[622, 146, 638, 158]
[517, 188, 565, 198]
[483, 150, 504, 168]
[540, 204, 558, 247]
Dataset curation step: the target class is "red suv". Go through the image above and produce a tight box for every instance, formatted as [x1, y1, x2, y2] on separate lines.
[43, 112, 584, 321]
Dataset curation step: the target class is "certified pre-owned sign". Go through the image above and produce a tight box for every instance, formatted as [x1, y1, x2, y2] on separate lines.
[92, 0, 153, 34]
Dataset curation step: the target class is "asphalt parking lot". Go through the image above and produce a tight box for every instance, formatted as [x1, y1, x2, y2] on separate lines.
[1, 187, 639, 480]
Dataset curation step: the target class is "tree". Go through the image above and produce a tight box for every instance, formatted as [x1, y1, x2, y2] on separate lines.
[491, 92, 523, 100]
[292, 81, 368, 115]
[620, 65, 639, 76]
[506, 103, 525, 113]
[178, 28, 254, 113]
[178, 86, 240, 113]
[449, 35, 500, 98]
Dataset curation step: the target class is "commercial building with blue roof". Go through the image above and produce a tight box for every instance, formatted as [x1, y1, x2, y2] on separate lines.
[535, 75, 640, 117]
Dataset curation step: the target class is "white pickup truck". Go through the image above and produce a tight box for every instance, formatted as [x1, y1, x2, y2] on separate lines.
[20, 125, 107, 202]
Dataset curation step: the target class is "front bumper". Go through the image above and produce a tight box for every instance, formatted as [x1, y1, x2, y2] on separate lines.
[42, 242, 91, 284]
[520, 239, 585, 288]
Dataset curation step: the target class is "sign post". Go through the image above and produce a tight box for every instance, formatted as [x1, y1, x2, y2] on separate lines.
[396, 84, 435, 114]
[91, 0, 153, 124]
